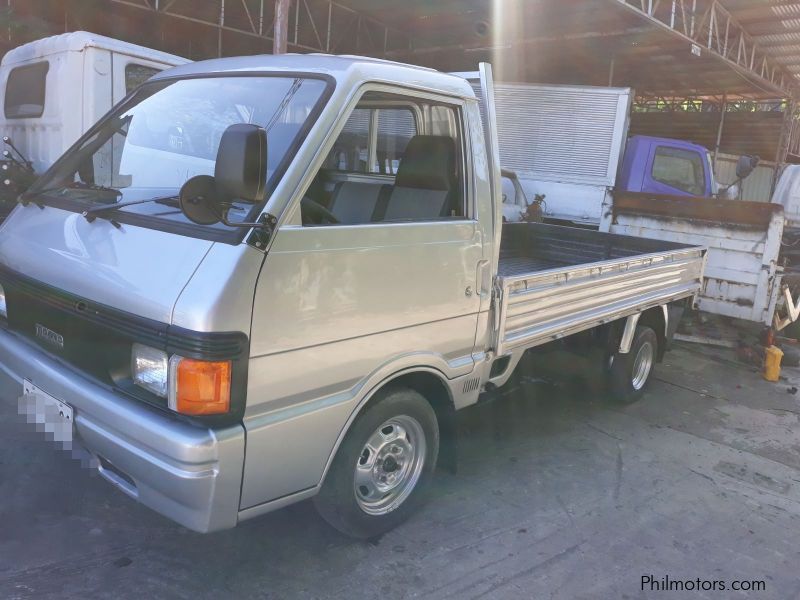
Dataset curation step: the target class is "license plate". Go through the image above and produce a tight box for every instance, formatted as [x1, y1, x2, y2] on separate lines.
[20, 380, 74, 445]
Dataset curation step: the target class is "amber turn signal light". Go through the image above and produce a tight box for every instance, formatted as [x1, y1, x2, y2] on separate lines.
[168, 356, 231, 415]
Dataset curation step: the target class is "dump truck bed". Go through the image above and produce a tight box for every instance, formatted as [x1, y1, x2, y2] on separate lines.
[495, 223, 706, 354]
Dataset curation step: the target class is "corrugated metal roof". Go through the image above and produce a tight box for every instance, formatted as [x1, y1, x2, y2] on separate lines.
[6, 0, 800, 100]
[723, 0, 800, 87]
[369, 0, 800, 99]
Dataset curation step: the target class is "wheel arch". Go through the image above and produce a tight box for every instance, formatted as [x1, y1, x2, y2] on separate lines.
[318, 367, 457, 487]
[638, 305, 668, 361]
[617, 305, 668, 361]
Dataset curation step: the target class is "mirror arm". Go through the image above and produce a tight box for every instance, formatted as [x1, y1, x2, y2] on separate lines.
[720, 177, 742, 193]
[214, 208, 277, 251]
[218, 212, 276, 230]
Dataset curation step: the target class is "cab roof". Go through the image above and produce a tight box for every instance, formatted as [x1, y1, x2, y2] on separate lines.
[628, 134, 711, 155]
[1, 31, 188, 67]
[152, 53, 477, 100]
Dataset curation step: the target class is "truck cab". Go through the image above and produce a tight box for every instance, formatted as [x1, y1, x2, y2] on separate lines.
[0, 31, 187, 208]
[616, 135, 717, 198]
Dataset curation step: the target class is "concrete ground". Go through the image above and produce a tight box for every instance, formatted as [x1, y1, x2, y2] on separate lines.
[2, 342, 800, 599]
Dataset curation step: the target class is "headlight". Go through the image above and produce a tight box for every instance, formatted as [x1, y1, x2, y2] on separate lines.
[131, 343, 168, 397]
[0, 282, 6, 318]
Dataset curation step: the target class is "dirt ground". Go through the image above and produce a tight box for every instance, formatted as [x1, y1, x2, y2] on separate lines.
[2, 341, 800, 599]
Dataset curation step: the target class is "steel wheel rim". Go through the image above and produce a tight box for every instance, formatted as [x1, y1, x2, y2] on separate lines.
[354, 415, 426, 516]
[631, 340, 654, 391]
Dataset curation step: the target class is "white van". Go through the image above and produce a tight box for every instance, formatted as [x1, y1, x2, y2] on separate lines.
[0, 31, 187, 208]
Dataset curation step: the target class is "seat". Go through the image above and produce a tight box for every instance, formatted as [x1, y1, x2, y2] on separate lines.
[327, 181, 389, 224]
[381, 135, 457, 221]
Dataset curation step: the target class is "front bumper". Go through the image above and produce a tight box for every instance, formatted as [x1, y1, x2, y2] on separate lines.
[0, 329, 245, 532]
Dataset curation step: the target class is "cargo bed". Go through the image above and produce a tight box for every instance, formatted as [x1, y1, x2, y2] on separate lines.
[495, 223, 706, 354]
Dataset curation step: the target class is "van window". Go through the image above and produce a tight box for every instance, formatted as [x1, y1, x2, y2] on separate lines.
[125, 64, 161, 94]
[304, 91, 466, 226]
[651, 146, 705, 195]
[376, 108, 416, 174]
[4, 61, 49, 119]
[327, 108, 371, 172]
[325, 106, 417, 174]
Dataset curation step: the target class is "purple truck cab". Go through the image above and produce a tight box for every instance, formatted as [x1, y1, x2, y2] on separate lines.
[617, 135, 716, 198]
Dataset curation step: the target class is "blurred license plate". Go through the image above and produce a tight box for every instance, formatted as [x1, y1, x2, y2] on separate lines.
[20, 380, 74, 444]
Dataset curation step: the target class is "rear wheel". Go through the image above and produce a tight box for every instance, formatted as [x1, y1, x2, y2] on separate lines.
[608, 325, 658, 404]
[313, 387, 439, 539]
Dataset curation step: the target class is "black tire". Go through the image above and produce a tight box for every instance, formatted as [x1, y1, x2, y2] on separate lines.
[313, 387, 439, 539]
[608, 325, 658, 404]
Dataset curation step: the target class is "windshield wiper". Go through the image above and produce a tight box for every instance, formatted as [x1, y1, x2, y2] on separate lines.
[21, 181, 121, 207]
[82, 195, 180, 227]
[65, 181, 121, 196]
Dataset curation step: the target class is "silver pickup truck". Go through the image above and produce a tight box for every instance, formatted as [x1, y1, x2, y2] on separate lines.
[0, 55, 705, 538]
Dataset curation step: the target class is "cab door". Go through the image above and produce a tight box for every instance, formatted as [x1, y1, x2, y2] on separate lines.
[241, 86, 485, 508]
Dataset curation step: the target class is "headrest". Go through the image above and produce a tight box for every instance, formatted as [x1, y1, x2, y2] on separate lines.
[394, 135, 456, 191]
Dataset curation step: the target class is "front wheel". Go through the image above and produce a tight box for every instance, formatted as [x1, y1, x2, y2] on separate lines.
[313, 387, 439, 539]
[608, 325, 658, 404]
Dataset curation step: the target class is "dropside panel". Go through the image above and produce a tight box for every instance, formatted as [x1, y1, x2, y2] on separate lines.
[494, 223, 705, 355]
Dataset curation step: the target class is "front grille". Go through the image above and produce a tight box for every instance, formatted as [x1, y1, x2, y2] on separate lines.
[5, 275, 152, 392]
[0, 264, 249, 424]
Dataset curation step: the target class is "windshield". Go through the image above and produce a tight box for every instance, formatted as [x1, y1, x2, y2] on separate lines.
[29, 74, 331, 241]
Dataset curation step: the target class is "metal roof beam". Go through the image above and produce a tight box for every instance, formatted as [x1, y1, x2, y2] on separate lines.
[612, 0, 795, 96]
[384, 25, 653, 57]
[108, 0, 413, 55]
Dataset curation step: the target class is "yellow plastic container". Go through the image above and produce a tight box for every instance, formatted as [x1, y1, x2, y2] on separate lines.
[763, 345, 784, 382]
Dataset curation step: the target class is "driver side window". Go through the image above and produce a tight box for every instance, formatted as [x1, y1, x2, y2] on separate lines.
[301, 91, 467, 226]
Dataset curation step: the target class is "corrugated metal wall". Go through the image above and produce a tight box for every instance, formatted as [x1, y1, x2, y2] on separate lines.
[714, 153, 776, 202]
[629, 111, 785, 160]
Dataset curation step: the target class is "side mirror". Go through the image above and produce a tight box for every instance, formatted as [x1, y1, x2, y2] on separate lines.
[179, 175, 221, 225]
[215, 123, 268, 203]
[736, 154, 759, 180]
[179, 123, 271, 229]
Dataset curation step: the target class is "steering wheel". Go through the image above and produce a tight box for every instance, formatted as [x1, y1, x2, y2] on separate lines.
[301, 196, 340, 225]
